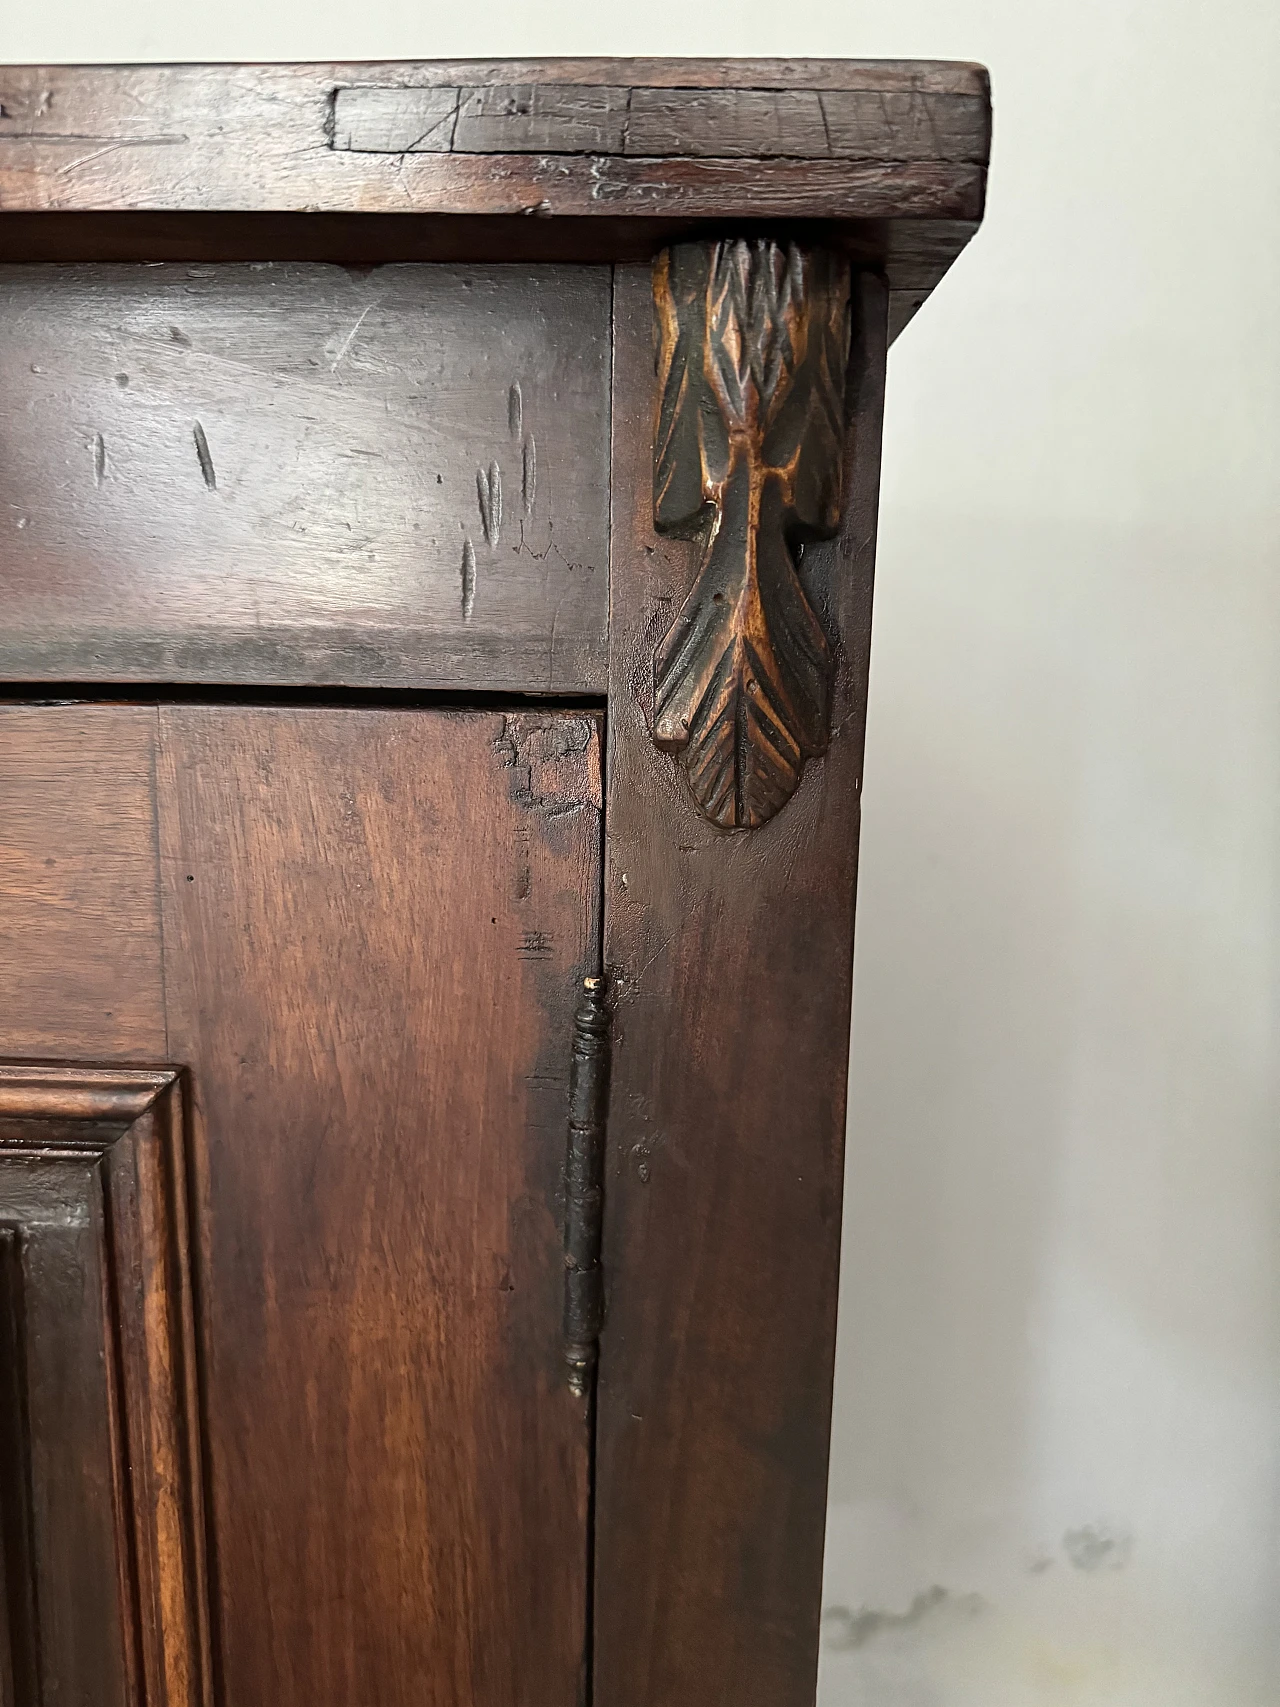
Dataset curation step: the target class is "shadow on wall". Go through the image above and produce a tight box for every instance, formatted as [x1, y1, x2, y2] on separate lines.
[819, 507, 1280, 1707]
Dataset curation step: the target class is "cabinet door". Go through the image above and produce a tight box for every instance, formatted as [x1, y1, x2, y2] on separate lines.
[0, 702, 602, 1707]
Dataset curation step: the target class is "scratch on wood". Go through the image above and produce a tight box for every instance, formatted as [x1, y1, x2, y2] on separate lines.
[522, 435, 536, 514]
[461, 537, 477, 621]
[477, 460, 502, 545]
[620, 85, 634, 153]
[817, 92, 834, 157]
[327, 303, 373, 372]
[518, 929, 555, 960]
[404, 89, 461, 153]
[92, 432, 106, 487]
[192, 422, 216, 490]
[0, 132, 188, 146]
[508, 382, 523, 439]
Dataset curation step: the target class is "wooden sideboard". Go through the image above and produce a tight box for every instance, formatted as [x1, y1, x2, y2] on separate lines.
[0, 58, 990, 1707]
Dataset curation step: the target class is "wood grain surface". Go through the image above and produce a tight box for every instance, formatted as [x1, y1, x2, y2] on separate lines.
[0, 60, 988, 221]
[593, 265, 888, 1707]
[159, 706, 601, 1707]
[332, 82, 988, 163]
[0, 708, 165, 1058]
[0, 264, 610, 692]
[0, 702, 603, 1706]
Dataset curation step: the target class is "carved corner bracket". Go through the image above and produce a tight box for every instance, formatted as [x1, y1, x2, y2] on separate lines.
[652, 238, 851, 828]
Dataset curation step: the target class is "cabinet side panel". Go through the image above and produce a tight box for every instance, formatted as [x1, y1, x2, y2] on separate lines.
[156, 706, 601, 1707]
[595, 267, 888, 1707]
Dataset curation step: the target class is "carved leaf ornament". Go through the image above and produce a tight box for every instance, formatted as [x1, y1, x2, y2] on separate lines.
[652, 239, 851, 827]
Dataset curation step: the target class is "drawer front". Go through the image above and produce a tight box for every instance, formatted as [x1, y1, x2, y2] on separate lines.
[0, 263, 610, 692]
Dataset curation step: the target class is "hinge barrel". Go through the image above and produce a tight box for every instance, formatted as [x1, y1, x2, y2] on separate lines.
[563, 974, 610, 1395]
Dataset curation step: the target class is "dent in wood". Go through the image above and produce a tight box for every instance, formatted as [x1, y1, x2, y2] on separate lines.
[523, 435, 536, 515]
[476, 384, 537, 544]
[477, 460, 502, 545]
[461, 537, 477, 620]
[192, 422, 216, 491]
[652, 238, 850, 828]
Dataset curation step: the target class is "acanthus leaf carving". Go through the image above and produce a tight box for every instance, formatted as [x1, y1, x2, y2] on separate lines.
[652, 238, 851, 828]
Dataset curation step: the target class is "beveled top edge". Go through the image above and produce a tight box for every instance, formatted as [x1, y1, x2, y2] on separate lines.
[0, 57, 990, 95]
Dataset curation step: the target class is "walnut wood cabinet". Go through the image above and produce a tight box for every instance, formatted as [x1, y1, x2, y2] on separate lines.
[0, 57, 990, 1707]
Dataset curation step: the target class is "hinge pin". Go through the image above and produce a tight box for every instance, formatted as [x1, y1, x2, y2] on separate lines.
[563, 974, 610, 1395]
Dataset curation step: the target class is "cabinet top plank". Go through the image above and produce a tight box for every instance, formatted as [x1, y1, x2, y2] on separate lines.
[0, 59, 989, 222]
[0, 60, 990, 334]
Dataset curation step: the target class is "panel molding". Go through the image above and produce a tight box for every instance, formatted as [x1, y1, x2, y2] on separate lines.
[0, 1062, 211, 1707]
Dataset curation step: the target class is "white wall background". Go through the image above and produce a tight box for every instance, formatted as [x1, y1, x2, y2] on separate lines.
[7, 3, 1279, 1703]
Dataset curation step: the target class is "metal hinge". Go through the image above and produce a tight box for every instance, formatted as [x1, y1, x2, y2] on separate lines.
[563, 974, 610, 1396]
